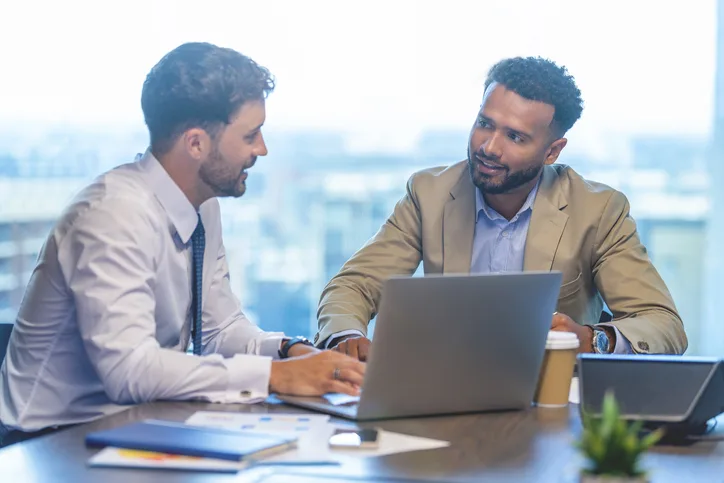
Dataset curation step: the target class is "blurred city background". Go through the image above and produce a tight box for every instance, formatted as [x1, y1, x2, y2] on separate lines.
[1, 0, 722, 355]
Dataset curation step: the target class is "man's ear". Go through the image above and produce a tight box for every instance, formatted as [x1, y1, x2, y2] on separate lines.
[182, 128, 212, 161]
[544, 137, 567, 165]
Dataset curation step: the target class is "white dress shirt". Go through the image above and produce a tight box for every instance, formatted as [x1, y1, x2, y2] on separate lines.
[0, 151, 284, 434]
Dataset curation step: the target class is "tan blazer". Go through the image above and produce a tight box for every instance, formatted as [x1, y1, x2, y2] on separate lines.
[315, 161, 687, 354]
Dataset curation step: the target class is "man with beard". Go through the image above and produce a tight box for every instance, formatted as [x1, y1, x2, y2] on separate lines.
[0, 42, 365, 446]
[315, 56, 687, 360]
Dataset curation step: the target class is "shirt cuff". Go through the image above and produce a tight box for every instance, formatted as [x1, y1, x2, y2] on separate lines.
[259, 334, 286, 360]
[597, 324, 634, 354]
[323, 329, 365, 348]
[219, 354, 272, 404]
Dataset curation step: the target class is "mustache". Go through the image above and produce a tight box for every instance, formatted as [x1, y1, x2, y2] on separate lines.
[470, 148, 507, 170]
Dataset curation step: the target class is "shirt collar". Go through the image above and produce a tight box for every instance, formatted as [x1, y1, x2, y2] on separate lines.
[476, 177, 541, 223]
[138, 149, 198, 244]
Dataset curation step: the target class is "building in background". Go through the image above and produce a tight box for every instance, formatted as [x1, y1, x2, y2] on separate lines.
[1, 11, 723, 354]
[701, 0, 724, 356]
[0, 128, 715, 352]
[0, 124, 715, 352]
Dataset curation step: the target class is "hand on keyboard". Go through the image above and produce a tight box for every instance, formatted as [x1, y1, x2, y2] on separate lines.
[332, 336, 371, 361]
[270, 350, 365, 397]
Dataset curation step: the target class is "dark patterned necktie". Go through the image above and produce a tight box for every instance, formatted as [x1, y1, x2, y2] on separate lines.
[191, 215, 205, 355]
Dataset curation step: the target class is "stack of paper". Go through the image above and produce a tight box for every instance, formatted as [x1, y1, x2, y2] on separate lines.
[185, 411, 450, 464]
[88, 411, 450, 471]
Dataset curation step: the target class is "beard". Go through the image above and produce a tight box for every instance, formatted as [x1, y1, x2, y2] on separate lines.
[467, 146, 543, 195]
[199, 144, 252, 198]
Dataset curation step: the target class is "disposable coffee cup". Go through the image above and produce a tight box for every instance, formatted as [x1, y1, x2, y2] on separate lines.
[533, 331, 579, 408]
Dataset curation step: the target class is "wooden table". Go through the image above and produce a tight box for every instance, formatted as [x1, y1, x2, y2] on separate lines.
[1, 397, 722, 482]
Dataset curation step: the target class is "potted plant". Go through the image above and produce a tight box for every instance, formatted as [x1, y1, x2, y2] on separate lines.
[577, 391, 664, 482]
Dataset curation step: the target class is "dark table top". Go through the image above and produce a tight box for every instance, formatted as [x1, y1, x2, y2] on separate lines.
[1, 398, 723, 483]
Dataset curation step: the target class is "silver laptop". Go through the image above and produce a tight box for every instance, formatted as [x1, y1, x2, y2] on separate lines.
[278, 271, 562, 420]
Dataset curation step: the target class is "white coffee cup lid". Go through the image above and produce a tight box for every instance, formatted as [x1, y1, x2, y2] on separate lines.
[546, 331, 580, 350]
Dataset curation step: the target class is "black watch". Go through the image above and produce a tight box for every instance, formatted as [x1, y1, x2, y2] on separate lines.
[279, 336, 314, 359]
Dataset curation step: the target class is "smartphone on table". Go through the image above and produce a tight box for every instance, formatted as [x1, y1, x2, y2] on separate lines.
[328, 428, 380, 449]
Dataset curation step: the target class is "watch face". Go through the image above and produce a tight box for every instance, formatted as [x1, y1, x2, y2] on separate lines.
[595, 330, 609, 353]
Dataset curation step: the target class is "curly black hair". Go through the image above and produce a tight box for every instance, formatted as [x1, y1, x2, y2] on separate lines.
[142, 42, 275, 154]
[484, 56, 583, 136]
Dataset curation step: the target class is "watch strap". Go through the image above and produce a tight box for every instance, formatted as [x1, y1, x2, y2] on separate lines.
[279, 336, 313, 359]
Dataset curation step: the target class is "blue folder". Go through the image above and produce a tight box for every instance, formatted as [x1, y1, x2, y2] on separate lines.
[85, 419, 297, 462]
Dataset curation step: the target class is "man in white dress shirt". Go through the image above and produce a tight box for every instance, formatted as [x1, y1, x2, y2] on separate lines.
[0, 42, 364, 446]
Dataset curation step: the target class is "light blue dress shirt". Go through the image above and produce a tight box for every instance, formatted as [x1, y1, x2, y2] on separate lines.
[470, 181, 632, 353]
[470, 182, 539, 274]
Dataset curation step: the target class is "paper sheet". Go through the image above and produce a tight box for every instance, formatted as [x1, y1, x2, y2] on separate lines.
[331, 428, 450, 458]
[185, 412, 337, 465]
[185, 412, 331, 432]
[185, 411, 449, 464]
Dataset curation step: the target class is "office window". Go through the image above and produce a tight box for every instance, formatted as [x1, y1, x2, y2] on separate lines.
[0, 0, 721, 355]
[0, 225, 12, 244]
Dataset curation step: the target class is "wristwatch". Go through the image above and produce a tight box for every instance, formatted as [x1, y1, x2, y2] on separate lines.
[592, 328, 611, 354]
[279, 336, 314, 359]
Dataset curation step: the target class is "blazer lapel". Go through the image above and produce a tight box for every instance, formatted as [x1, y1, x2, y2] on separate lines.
[523, 166, 569, 271]
[442, 171, 476, 274]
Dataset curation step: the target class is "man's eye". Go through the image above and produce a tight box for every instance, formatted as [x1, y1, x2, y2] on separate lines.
[509, 133, 523, 143]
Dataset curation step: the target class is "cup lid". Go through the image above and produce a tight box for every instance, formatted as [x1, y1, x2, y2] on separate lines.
[546, 331, 580, 350]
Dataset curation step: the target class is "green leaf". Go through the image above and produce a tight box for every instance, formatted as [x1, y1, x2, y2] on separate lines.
[576, 391, 656, 477]
[641, 428, 664, 449]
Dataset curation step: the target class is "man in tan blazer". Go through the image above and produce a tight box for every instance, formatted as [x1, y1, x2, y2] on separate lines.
[315, 56, 687, 359]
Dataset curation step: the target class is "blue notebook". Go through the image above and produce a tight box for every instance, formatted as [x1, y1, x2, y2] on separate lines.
[85, 419, 297, 462]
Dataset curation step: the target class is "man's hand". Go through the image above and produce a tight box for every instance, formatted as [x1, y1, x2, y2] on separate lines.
[332, 336, 371, 361]
[551, 312, 593, 353]
[270, 350, 365, 396]
[286, 342, 319, 358]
